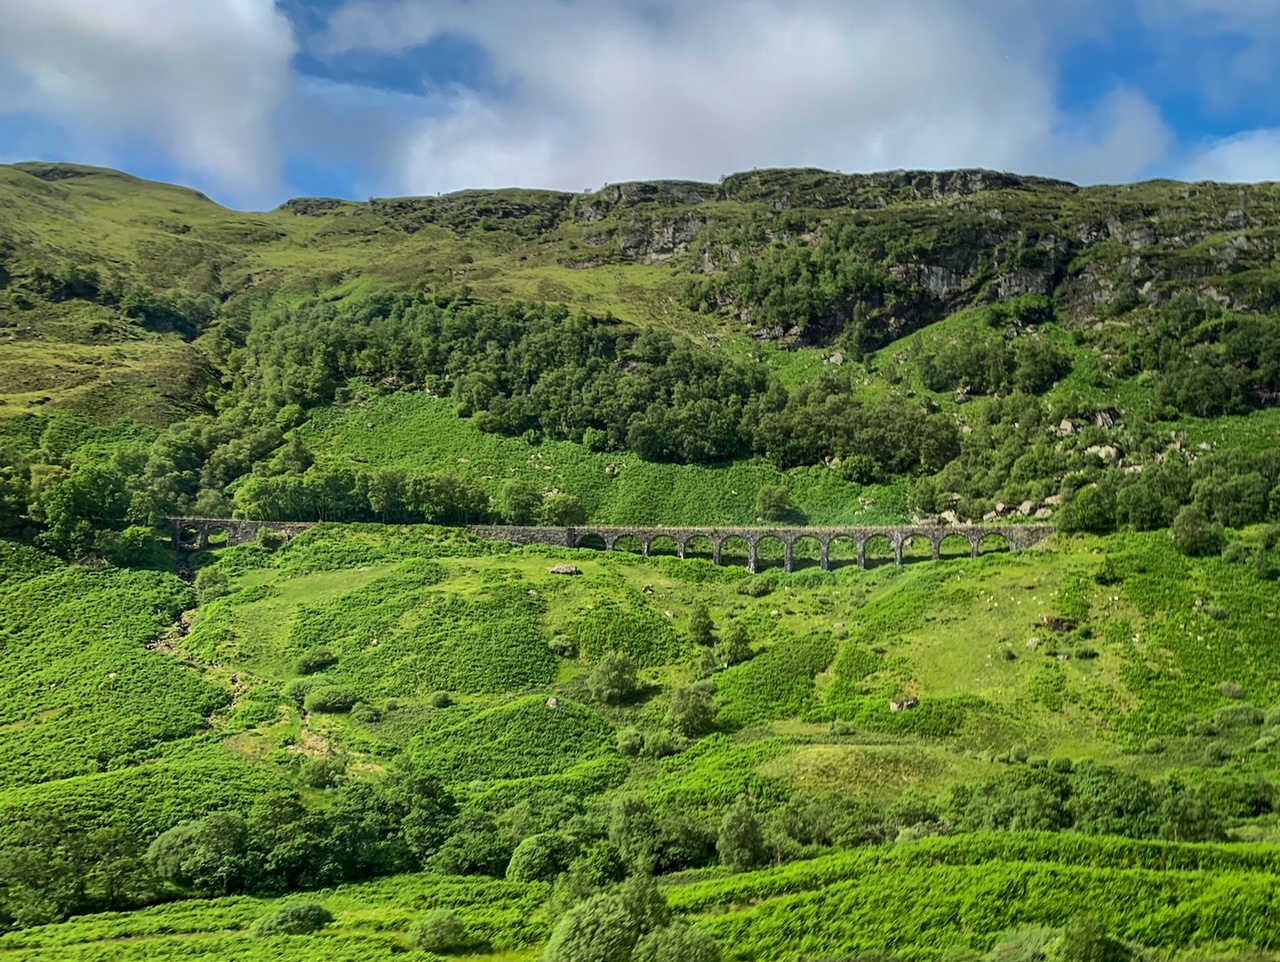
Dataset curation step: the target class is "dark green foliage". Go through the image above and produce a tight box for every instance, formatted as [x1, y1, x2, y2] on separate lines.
[544, 876, 673, 962]
[252, 901, 334, 937]
[755, 484, 793, 522]
[715, 621, 753, 667]
[409, 908, 468, 953]
[689, 602, 714, 646]
[588, 652, 640, 705]
[717, 795, 768, 871]
[667, 682, 717, 738]
[632, 920, 722, 962]
[1170, 506, 1225, 557]
[300, 756, 347, 789]
[566, 603, 684, 666]
[295, 648, 338, 675]
[303, 685, 360, 714]
[506, 831, 579, 883]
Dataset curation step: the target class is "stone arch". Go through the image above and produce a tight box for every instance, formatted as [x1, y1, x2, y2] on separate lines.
[613, 534, 644, 555]
[177, 524, 202, 549]
[647, 534, 680, 558]
[682, 534, 715, 562]
[576, 532, 608, 552]
[204, 525, 230, 548]
[827, 535, 860, 569]
[977, 532, 1013, 555]
[791, 534, 825, 571]
[938, 533, 974, 560]
[899, 531, 936, 564]
[754, 533, 788, 572]
[862, 533, 896, 569]
[717, 535, 751, 569]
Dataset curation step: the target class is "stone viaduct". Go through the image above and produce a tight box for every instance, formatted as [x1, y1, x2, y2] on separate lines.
[166, 518, 1054, 573]
[165, 517, 316, 550]
[465, 524, 1055, 573]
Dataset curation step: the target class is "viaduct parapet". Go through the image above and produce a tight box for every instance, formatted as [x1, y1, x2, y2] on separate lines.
[465, 524, 1055, 573]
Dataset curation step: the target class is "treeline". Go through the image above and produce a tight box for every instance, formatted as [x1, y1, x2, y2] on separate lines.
[0, 751, 1246, 930]
[232, 291, 959, 471]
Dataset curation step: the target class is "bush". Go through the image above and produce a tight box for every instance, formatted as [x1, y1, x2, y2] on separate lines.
[300, 756, 346, 789]
[588, 651, 639, 705]
[1219, 681, 1246, 700]
[351, 701, 382, 723]
[295, 647, 338, 675]
[755, 485, 793, 522]
[689, 603, 714, 646]
[1171, 505, 1225, 557]
[303, 685, 360, 714]
[506, 831, 579, 883]
[643, 728, 686, 759]
[431, 691, 454, 708]
[633, 922, 722, 962]
[667, 682, 717, 738]
[716, 622, 753, 667]
[617, 727, 645, 756]
[717, 795, 767, 871]
[409, 909, 468, 954]
[284, 675, 331, 707]
[194, 566, 233, 603]
[253, 902, 334, 937]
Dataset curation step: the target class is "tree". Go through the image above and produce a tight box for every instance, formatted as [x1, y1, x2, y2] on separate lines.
[755, 484, 792, 522]
[667, 682, 717, 738]
[715, 622, 752, 667]
[543, 492, 587, 526]
[1170, 505, 1225, 557]
[544, 890, 641, 962]
[717, 795, 767, 871]
[499, 480, 544, 525]
[588, 651, 639, 705]
[609, 796, 660, 874]
[506, 831, 579, 883]
[689, 603, 714, 647]
[633, 922, 722, 962]
[146, 813, 250, 896]
[409, 908, 468, 953]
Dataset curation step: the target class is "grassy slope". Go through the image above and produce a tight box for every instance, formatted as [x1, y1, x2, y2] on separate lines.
[6, 523, 1280, 957]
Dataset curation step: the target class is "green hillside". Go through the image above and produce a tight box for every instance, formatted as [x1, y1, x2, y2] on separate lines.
[2, 161, 1280, 961]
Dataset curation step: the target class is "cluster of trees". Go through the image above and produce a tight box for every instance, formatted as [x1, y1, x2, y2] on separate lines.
[914, 327, 1070, 396]
[1096, 292, 1280, 418]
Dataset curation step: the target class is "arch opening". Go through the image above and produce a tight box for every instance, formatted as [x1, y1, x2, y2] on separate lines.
[718, 536, 751, 568]
[683, 535, 715, 562]
[791, 535, 825, 571]
[900, 532, 935, 564]
[977, 532, 1013, 555]
[827, 535, 860, 569]
[613, 534, 644, 555]
[576, 533, 608, 552]
[647, 535, 680, 558]
[755, 534, 788, 571]
[862, 534, 896, 569]
[939, 534, 974, 560]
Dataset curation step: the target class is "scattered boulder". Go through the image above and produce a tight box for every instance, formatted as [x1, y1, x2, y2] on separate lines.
[1018, 500, 1035, 517]
[642, 585, 654, 594]
[1035, 508, 1054, 519]
[1058, 419, 1079, 437]
[548, 564, 581, 576]
[546, 697, 562, 710]
[890, 695, 920, 712]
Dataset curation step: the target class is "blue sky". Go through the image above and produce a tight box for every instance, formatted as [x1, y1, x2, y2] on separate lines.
[3, 0, 1280, 209]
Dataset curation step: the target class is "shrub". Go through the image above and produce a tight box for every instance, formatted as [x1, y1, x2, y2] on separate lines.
[409, 909, 468, 954]
[633, 922, 722, 962]
[617, 727, 645, 756]
[284, 675, 331, 707]
[543, 493, 587, 526]
[257, 528, 288, 550]
[1219, 681, 1246, 700]
[253, 902, 334, 937]
[549, 636, 578, 658]
[431, 691, 454, 708]
[295, 647, 338, 675]
[1171, 505, 1225, 557]
[716, 622, 753, 667]
[588, 651, 639, 705]
[667, 682, 717, 738]
[1216, 705, 1265, 728]
[506, 831, 579, 883]
[737, 576, 774, 598]
[755, 485, 793, 522]
[300, 756, 346, 789]
[717, 795, 767, 871]
[351, 701, 382, 723]
[689, 603, 714, 646]
[643, 728, 686, 759]
[303, 685, 360, 714]
[194, 566, 233, 603]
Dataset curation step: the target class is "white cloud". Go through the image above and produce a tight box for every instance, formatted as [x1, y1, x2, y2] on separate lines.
[0, 0, 296, 197]
[322, 0, 1173, 196]
[1182, 129, 1280, 183]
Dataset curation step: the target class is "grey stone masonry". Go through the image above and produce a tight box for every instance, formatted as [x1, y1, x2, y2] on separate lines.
[465, 524, 1055, 573]
[165, 517, 316, 550]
